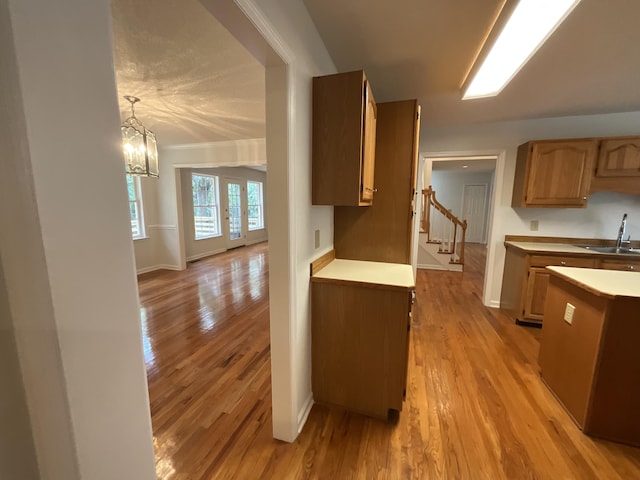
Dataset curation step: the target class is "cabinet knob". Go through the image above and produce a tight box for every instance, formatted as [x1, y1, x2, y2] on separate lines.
[560, 261, 567, 266]
[582, 196, 587, 200]
[627, 265, 635, 271]
[364, 187, 378, 193]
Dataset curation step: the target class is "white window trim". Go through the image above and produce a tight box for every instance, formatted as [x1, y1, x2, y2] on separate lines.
[192, 173, 222, 240]
[247, 180, 265, 231]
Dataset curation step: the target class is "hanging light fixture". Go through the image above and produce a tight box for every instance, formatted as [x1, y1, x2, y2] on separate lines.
[121, 95, 159, 178]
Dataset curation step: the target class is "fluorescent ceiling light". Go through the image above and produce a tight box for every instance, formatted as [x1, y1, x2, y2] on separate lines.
[462, 0, 581, 100]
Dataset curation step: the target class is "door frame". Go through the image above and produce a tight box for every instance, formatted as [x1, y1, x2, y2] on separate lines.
[420, 151, 504, 307]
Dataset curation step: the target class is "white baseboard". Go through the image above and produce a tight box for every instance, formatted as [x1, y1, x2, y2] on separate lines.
[297, 393, 314, 434]
[246, 237, 268, 246]
[417, 263, 448, 271]
[186, 248, 227, 262]
[487, 300, 501, 308]
[136, 264, 182, 275]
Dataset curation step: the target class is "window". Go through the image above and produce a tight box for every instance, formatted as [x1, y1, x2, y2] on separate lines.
[126, 174, 145, 239]
[192, 173, 221, 239]
[247, 181, 264, 231]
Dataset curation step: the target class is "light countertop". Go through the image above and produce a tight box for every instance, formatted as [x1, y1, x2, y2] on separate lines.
[505, 241, 601, 255]
[547, 266, 640, 299]
[312, 259, 415, 289]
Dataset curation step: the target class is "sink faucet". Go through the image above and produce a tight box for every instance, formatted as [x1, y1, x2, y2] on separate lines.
[616, 213, 629, 249]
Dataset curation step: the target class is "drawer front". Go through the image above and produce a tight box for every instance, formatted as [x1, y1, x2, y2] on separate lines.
[529, 255, 596, 268]
[599, 259, 640, 272]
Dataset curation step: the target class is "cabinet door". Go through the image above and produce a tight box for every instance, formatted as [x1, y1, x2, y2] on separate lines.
[524, 140, 598, 207]
[599, 259, 640, 272]
[524, 256, 596, 323]
[360, 80, 377, 204]
[312, 70, 376, 206]
[596, 138, 640, 177]
[524, 267, 550, 321]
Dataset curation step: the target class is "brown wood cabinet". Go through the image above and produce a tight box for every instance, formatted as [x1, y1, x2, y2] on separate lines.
[311, 260, 414, 419]
[512, 140, 598, 208]
[596, 137, 640, 177]
[502, 248, 597, 325]
[334, 100, 420, 264]
[599, 258, 640, 271]
[540, 270, 640, 445]
[312, 70, 377, 206]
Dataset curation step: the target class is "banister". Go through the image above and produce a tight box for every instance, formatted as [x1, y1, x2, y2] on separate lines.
[421, 186, 468, 266]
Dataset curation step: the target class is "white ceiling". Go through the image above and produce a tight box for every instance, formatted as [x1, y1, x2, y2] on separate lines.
[110, 0, 640, 148]
[111, 0, 265, 147]
[432, 158, 496, 173]
[303, 0, 640, 127]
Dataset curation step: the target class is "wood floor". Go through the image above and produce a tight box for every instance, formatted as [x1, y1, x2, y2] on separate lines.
[138, 242, 640, 479]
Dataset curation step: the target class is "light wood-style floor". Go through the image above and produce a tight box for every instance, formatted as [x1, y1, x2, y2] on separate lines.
[138, 242, 640, 479]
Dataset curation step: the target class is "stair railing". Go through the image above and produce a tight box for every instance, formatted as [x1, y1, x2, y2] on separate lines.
[421, 186, 467, 265]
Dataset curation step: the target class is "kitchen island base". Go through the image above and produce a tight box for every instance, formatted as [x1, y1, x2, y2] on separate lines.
[539, 267, 640, 446]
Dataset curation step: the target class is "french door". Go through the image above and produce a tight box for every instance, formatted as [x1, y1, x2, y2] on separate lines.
[224, 178, 246, 249]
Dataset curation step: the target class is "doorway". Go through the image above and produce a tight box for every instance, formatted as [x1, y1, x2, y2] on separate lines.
[420, 153, 500, 304]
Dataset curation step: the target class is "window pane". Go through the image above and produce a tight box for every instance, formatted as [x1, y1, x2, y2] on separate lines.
[126, 174, 136, 201]
[192, 173, 221, 240]
[129, 201, 140, 237]
[247, 181, 264, 231]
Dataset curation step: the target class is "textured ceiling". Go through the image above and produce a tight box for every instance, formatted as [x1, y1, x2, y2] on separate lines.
[111, 0, 640, 148]
[303, 0, 640, 127]
[111, 0, 265, 147]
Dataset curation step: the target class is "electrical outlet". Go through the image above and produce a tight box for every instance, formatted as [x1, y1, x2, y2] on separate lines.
[530, 220, 539, 231]
[314, 229, 320, 249]
[564, 303, 575, 324]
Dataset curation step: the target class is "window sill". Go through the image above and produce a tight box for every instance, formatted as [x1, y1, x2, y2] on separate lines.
[133, 235, 150, 241]
[194, 234, 223, 241]
[248, 227, 265, 232]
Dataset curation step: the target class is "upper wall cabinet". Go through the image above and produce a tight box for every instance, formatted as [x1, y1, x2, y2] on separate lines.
[596, 137, 640, 177]
[334, 100, 421, 264]
[312, 70, 377, 206]
[512, 139, 599, 208]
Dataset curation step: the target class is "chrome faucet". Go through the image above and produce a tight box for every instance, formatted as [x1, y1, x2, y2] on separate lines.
[616, 213, 629, 250]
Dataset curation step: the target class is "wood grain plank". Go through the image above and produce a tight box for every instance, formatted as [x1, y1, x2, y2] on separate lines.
[138, 242, 640, 479]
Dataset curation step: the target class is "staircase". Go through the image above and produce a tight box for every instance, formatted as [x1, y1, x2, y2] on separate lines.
[417, 186, 467, 272]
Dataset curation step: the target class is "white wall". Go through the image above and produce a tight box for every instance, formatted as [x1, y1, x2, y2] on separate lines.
[0, 262, 40, 479]
[180, 166, 268, 261]
[229, 0, 336, 441]
[430, 169, 494, 244]
[431, 170, 494, 216]
[2, 0, 157, 478]
[424, 111, 640, 307]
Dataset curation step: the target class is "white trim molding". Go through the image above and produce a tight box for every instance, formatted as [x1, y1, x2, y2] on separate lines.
[136, 264, 183, 275]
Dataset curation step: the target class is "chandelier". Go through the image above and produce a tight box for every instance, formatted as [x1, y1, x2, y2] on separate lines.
[121, 96, 159, 178]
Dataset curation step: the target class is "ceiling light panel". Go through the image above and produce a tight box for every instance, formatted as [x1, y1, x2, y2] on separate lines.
[462, 0, 581, 100]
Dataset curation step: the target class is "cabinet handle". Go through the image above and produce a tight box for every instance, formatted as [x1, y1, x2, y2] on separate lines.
[365, 187, 378, 193]
[560, 261, 566, 266]
[627, 265, 635, 271]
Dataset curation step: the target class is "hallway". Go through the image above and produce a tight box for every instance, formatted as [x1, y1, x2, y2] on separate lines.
[137, 242, 640, 479]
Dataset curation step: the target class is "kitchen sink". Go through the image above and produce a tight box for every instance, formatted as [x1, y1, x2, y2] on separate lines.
[575, 245, 640, 255]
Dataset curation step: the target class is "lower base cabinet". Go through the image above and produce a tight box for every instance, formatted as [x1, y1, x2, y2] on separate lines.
[311, 280, 413, 419]
[539, 272, 640, 446]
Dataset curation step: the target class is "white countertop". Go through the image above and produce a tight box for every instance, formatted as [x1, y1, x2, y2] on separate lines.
[505, 241, 599, 255]
[312, 259, 415, 288]
[547, 266, 640, 299]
